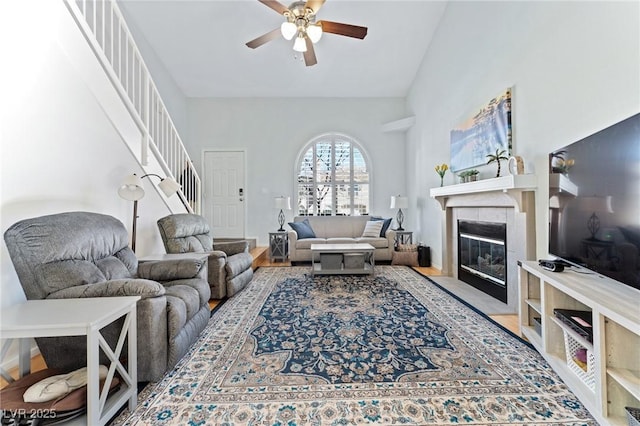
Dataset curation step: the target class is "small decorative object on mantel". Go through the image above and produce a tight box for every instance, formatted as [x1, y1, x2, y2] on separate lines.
[458, 169, 479, 183]
[435, 163, 449, 186]
[550, 150, 575, 175]
[507, 156, 525, 175]
[486, 148, 509, 177]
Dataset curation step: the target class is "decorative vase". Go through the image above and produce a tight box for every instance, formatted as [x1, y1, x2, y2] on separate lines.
[440, 176, 444, 187]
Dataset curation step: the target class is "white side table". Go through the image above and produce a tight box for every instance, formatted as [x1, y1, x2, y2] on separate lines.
[0, 297, 140, 426]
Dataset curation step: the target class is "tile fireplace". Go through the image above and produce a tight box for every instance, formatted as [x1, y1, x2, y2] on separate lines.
[430, 175, 537, 313]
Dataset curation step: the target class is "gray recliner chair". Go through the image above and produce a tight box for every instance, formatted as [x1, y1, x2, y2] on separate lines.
[3, 212, 211, 382]
[157, 214, 253, 299]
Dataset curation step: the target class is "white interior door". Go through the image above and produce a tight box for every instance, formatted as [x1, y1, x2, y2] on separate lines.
[203, 150, 245, 238]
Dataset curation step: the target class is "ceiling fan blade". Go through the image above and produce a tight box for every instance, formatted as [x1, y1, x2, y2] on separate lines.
[318, 20, 368, 39]
[305, 0, 326, 14]
[258, 0, 289, 15]
[304, 37, 318, 66]
[246, 28, 281, 49]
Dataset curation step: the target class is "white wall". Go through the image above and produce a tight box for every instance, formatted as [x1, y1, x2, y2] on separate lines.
[406, 1, 640, 269]
[0, 1, 170, 310]
[188, 98, 407, 244]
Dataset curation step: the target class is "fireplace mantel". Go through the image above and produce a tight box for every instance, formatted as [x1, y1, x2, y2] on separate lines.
[430, 174, 537, 212]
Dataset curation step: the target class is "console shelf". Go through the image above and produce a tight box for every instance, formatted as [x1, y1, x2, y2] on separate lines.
[518, 260, 640, 426]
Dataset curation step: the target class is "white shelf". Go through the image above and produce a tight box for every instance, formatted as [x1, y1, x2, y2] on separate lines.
[521, 325, 542, 347]
[525, 298, 542, 315]
[549, 173, 579, 196]
[312, 263, 373, 275]
[608, 368, 640, 401]
[550, 316, 594, 351]
[518, 260, 640, 426]
[381, 116, 415, 133]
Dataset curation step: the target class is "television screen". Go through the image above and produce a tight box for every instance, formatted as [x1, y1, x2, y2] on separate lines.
[548, 113, 640, 290]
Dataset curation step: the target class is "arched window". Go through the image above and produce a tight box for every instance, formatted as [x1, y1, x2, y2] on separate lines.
[296, 133, 370, 216]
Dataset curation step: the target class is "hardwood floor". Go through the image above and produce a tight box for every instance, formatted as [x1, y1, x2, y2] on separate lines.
[3, 249, 518, 390]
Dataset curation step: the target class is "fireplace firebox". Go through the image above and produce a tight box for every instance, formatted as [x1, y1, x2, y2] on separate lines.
[458, 220, 507, 303]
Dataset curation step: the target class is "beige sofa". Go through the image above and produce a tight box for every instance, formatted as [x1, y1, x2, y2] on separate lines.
[287, 216, 396, 262]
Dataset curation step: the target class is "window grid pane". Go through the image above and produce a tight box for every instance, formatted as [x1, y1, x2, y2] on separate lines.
[297, 184, 314, 216]
[353, 148, 369, 183]
[353, 183, 369, 216]
[316, 184, 333, 215]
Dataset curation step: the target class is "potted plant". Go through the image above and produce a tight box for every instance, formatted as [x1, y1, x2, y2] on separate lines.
[468, 169, 480, 182]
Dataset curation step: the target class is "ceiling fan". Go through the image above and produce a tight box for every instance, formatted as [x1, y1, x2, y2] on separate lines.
[246, 0, 368, 67]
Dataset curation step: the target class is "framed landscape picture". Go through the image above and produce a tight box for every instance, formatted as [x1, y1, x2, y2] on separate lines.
[450, 88, 512, 172]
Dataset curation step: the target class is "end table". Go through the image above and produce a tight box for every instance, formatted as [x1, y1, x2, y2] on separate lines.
[269, 232, 289, 262]
[395, 230, 413, 246]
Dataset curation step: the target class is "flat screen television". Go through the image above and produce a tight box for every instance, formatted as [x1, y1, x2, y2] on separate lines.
[548, 113, 640, 290]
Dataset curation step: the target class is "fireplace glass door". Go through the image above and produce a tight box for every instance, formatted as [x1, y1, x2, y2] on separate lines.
[458, 220, 507, 303]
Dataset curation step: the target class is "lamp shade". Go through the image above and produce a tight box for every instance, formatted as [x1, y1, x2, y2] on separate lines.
[307, 24, 322, 43]
[158, 177, 181, 198]
[580, 195, 614, 213]
[390, 196, 409, 209]
[274, 196, 291, 210]
[293, 34, 307, 52]
[118, 174, 145, 201]
[281, 21, 297, 40]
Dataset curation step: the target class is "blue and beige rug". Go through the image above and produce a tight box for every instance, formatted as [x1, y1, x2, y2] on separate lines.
[115, 266, 595, 425]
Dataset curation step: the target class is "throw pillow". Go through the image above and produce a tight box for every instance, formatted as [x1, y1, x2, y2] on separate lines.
[391, 251, 419, 266]
[370, 216, 392, 237]
[361, 221, 383, 238]
[288, 218, 316, 239]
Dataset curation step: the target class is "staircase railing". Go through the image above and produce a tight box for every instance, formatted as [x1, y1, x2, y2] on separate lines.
[64, 0, 201, 213]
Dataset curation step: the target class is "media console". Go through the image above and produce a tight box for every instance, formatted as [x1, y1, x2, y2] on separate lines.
[518, 260, 640, 426]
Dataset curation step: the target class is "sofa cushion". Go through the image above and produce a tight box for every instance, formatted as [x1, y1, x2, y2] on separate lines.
[355, 237, 389, 249]
[362, 221, 383, 238]
[295, 238, 328, 249]
[288, 219, 316, 239]
[326, 238, 359, 244]
[370, 217, 392, 237]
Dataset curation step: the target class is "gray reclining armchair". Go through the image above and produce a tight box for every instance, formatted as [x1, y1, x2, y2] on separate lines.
[157, 214, 253, 299]
[4, 212, 211, 382]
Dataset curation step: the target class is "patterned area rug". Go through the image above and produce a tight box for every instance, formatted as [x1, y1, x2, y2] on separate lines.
[114, 266, 595, 425]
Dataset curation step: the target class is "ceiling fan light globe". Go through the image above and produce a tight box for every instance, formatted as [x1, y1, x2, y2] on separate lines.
[281, 22, 297, 40]
[293, 35, 307, 52]
[307, 24, 322, 43]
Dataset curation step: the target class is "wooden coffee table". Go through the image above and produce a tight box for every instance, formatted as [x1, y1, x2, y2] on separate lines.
[310, 243, 375, 276]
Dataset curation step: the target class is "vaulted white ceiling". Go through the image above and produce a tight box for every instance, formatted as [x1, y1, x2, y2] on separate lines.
[119, 0, 448, 98]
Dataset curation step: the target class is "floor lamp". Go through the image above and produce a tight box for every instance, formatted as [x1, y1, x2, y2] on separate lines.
[118, 173, 181, 251]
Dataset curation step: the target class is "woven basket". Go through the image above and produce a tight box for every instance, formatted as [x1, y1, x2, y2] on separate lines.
[626, 407, 640, 426]
[563, 330, 595, 391]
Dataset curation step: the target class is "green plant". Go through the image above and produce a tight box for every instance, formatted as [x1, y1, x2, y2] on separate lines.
[486, 149, 509, 177]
